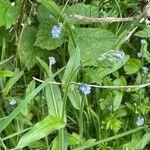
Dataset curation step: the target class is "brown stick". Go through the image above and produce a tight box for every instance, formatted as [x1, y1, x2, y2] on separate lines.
[69, 14, 136, 23]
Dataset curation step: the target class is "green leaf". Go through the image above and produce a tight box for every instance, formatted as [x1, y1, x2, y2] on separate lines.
[113, 91, 123, 111]
[45, 83, 63, 118]
[0, 67, 64, 133]
[68, 28, 116, 66]
[137, 133, 150, 149]
[37, 0, 64, 21]
[124, 58, 141, 74]
[36, 57, 63, 118]
[67, 85, 82, 110]
[16, 116, 65, 149]
[19, 26, 45, 70]
[0, 70, 14, 77]
[34, 21, 65, 50]
[3, 70, 24, 96]
[0, 0, 19, 28]
[135, 25, 150, 38]
[21, 80, 36, 116]
[62, 46, 80, 86]
[64, 3, 99, 24]
[0, 55, 14, 67]
[84, 56, 129, 84]
[51, 133, 80, 150]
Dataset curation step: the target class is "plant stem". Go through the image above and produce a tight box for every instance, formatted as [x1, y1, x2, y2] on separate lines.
[79, 95, 85, 144]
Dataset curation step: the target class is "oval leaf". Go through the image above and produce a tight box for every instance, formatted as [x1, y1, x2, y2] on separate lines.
[16, 116, 65, 149]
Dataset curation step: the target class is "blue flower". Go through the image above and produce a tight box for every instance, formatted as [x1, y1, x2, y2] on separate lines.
[48, 56, 56, 65]
[142, 67, 149, 74]
[136, 117, 144, 127]
[113, 51, 125, 60]
[79, 84, 91, 95]
[9, 99, 16, 106]
[137, 52, 142, 58]
[141, 39, 147, 45]
[51, 25, 62, 38]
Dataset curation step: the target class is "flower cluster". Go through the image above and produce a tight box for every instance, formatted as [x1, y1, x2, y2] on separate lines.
[136, 117, 144, 127]
[113, 51, 125, 60]
[142, 66, 149, 75]
[9, 99, 16, 106]
[137, 52, 142, 58]
[141, 39, 147, 45]
[79, 84, 91, 95]
[98, 50, 126, 62]
[51, 24, 62, 38]
[49, 56, 56, 66]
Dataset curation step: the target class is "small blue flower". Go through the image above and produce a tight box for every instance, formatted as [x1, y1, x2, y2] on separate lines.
[137, 52, 142, 58]
[79, 84, 91, 95]
[142, 67, 149, 74]
[48, 56, 56, 65]
[136, 117, 144, 127]
[141, 39, 147, 45]
[51, 25, 62, 38]
[113, 51, 125, 60]
[9, 99, 16, 106]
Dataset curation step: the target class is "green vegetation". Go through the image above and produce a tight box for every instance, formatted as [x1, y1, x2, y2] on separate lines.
[0, 0, 150, 149]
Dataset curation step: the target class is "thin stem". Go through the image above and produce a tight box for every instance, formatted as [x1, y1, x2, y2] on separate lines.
[33, 77, 150, 89]
[79, 96, 85, 144]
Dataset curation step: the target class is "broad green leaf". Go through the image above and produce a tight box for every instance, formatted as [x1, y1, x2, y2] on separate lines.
[84, 56, 129, 84]
[0, 70, 14, 77]
[0, 67, 64, 132]
[36, 57, 63, 118]
[64, 3, 99, 24]
[3, 70, 24, 96]
[67, 85, 81, 110]
[34, 21, 65, 50]
[124, 58, 141, 74]
[45, 83, 63, 118]
[135, 25, 150, 38]
[137, 133, 150, 149]
[68, 28, 116, 66]
[0, 0, 19, 28]
[37, 0, 63, 21]
[16, 115, 65, 149]
[62, 46, 80, 86]
[19, 26, 45, 70]
[113, 91, 123, 111]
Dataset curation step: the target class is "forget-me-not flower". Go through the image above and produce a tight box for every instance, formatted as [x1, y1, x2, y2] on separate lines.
[136, 117, 144, 127]
[142, 67, 149, 74]
[49, 56, 56, 65]
[137, 52, 142, 58]
[141, 39, 147, 44]
[113, 51, 125, 60]
[51, 25, 62, 38]
[9, 99, 16, 106]
[79, 84, 91, 95]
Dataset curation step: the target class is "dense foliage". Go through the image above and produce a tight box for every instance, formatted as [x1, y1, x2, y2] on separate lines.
[0, 0, 150, 149]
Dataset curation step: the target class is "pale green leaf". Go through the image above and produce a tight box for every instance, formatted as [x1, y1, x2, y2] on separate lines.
[62, 46, 80, 86]
[68, 28, 116, 66]
[0, 70, 15, 77]
[113, 91, 123, 111]
[124, 58, 141, 74]
[19, 26, 45, 70]
[3, 70, 24, 96]
[16, 116, 65, 149]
